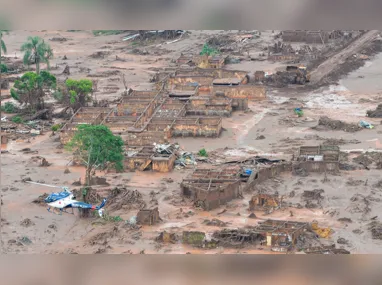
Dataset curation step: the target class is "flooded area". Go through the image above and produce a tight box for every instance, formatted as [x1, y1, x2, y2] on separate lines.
[340, 52, 382, 94]
[1, 30, 382, 255]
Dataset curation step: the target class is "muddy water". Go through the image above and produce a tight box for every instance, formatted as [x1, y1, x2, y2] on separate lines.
[340, 52, 382, 94]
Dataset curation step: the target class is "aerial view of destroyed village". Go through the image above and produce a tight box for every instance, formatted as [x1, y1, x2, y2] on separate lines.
[1, 30, 382, 254]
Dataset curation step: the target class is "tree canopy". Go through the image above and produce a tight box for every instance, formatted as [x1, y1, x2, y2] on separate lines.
[11, 71, 56, 111]
[0, 30, 7, 55]
[66, 125, 124, 185]
[21, 36, 53, 74]
[65, 78, 93, 105]
[200, 43, 219, 56]
[54, 79, 93, 111]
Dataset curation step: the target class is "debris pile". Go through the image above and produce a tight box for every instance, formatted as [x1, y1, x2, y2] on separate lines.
[182, 231, 218, 249]
[302, 189, 325, 200]
[264, 71, 300, 87]
[87, 226, 119, 247]
[353, 152, 381, 168]
[155, 231, 178, 243]
[107, 187, 145, 212]
[314, 116, 362, 132]
[347, 194, 371, 216]
[203, 219, 228, 227]
[302, 189, 324, 208]
[322, 138, 361, 145]
[20, 218, 35, 227]
[367, 104, 382, 118]
[368, 221, 382, 240]
[175, 152, 196, 168]
[32, 193, 49, 205]
[212, 228, 264, 248]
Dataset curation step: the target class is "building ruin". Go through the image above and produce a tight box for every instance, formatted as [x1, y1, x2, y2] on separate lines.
[181, 166, 242, 210]
[293, 145, 340, 173]
[212, 219, 308, 250]
[249, 193, 282, 212]
[136, 207, 161, 225]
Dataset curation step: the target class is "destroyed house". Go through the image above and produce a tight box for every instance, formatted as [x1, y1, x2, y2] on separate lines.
[124, 144, 177, 172]
[181, 167, 241, 210]
[282, 30, 330, 44]
[208, 55, 226, 69]
[213, 219, 308, 249]
[249, 193, 282, 211]
[103, 90, 162, 133]
[136, 207, 160, 225]
[167, 68, 249, 91]
[255, 219, 308, 248]
[60, 107, 113, 144]
[176, 54, 196, 66]
[294, 145, 340, 173]
[247, 163, 292, 186]
[186, 96, 233, 117]
[198, 55, 227, 69]
[168, 84, 199, 101]
[303, 245, 350, 254]
[171, 117, 222, 137]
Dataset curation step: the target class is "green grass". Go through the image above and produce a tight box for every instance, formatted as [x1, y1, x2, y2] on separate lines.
[198, 148, 208, 157]
[11, 116, 23, 124]
[1, 102, 17, 113]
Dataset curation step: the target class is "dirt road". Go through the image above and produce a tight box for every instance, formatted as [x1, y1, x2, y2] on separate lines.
[309, 30, 380, 84]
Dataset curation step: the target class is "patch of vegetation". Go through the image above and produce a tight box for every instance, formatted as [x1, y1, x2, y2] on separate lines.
[0, 63, 7, 73]
[51, 124, 62, 132]
[11, 116, 23, 123]
[1, 102, 17, 113]
[198, 148, 208, 157]
[200, 43, 219, 56]
[92, 30, 126, 36]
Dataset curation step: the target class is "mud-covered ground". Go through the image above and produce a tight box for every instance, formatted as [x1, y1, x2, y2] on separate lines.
[1, 30, 382, 254]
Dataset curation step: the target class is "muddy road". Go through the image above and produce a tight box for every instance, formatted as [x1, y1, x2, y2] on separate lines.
[309, 30, 380, 84]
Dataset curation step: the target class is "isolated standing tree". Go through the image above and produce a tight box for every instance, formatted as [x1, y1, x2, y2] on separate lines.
[21, 36, 53, 74]
[66, 125, 124, 186]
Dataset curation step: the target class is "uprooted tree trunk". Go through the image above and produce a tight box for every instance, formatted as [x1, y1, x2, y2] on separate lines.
[23, 108, 51, 121]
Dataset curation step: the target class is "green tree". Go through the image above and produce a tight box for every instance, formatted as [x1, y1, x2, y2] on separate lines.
[11, 71, 56, 112]
[65, 79, 93, 107]
[200, 43, 219, 56]
[66, 125, 124, 186]
[0, 63, 7, 73]
[21, 36, 53, 74]
[55, 79, 93, 112]
[0, 30, 8, 99]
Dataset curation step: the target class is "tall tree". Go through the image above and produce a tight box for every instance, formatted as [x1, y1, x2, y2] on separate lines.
[66, 125, 124, 186]
[21, 36, 53, 74]
[0, 30, 8, 99]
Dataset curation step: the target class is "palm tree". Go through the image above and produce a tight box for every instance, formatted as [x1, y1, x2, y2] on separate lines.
[0, 30, 8, 99]
[21, 36, 53, 74]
